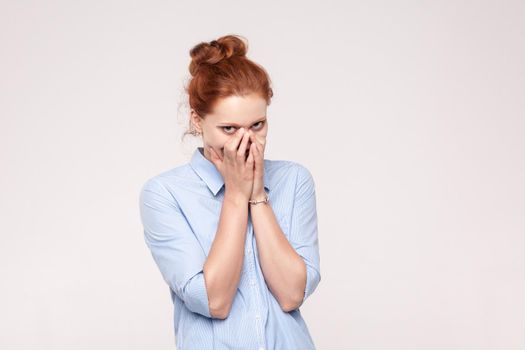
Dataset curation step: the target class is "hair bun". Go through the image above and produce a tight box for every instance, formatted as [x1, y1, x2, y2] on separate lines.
[189, 34, 248, 76]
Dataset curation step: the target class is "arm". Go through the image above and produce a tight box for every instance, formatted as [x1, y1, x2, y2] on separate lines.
[250, 199, 306, 312]
[203, 190, 249, 319]
[139, 178, 213, 318]
[139, 179, 248, 319]
[251, 165, 321, 312]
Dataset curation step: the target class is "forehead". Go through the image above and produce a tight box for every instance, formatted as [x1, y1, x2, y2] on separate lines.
[208, 94, 267, 124]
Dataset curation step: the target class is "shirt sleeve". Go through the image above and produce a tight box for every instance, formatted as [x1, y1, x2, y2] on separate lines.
[139, 178, 213, 318]
[288, 164, 322, 309]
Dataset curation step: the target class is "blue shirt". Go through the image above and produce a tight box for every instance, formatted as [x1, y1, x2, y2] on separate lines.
[139, 146, 321, 349]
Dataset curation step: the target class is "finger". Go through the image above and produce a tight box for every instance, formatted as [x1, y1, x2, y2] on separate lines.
[249, 132, 257, 145]
[250, 133, 265, 151]
[224, 127, 246, 157]
[246, 144, 255, 166]
[250, 138, 259, 156]
[237, 130, 251, 159]
[208, 146, 222, 165]
[208, 146, 217, 163]
[257, 134, 266, 148]
[253, 142, 262, 164]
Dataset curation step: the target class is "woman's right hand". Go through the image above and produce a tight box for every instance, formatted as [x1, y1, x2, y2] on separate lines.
[208, 127, 255, 201]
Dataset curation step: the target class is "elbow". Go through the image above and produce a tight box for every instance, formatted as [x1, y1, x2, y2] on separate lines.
[204, 281, 233, 319]
[280, 260, 307, 312]
[209, 300, 232, 319]
[280, 294, 304, 313]
[280, 301, 301, 313]
[203, 265, 233, 319]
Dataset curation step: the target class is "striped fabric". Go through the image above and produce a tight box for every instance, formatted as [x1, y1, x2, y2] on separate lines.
[139, 146, 321, 349]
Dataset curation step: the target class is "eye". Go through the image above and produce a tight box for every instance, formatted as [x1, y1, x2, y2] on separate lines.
[221, 121, 265, 134]
[252, 121, 265, 130]
[222, 126, 237, 134]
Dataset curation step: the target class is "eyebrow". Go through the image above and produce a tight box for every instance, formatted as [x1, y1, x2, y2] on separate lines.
[217, 116, 267, 127]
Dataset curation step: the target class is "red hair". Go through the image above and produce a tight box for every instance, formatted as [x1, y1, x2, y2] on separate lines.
[182, 34, 274, 139]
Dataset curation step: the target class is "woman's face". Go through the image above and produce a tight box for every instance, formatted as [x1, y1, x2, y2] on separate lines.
[191, 93, 268, 162]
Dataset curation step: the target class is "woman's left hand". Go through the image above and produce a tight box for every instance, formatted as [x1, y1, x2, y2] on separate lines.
[248, 132, 267, 201]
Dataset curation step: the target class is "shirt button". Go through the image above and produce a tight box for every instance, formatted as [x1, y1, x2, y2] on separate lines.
[255, 314, 260, 319]
[258, 347, 265, 350]
[250, 279, 256, 286]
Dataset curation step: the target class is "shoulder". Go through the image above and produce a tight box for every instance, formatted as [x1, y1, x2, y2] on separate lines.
[265, 159, 313, 179]
[265, 159, 316, 196]
[139, 163, 195, 199]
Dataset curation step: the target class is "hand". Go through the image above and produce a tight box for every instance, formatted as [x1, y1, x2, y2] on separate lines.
[248, 131, 267, 201]
[208, 127, 255, 201]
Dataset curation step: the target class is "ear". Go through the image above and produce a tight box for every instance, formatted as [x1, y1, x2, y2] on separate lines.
[190, 109, 203, 133]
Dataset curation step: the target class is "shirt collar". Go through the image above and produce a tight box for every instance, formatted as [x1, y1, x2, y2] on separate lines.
[190, 146, 270, 197]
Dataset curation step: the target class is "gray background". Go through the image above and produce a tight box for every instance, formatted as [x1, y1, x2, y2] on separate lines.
[1, 0, 524, 349]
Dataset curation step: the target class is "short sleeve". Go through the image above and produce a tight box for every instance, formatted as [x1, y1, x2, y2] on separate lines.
[288, 165, 321, 309]
[139, 178, 212, 318]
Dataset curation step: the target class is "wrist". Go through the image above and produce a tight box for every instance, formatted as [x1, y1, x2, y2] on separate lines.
[224, 190, 249, 206]
[250, 190, 267, 201]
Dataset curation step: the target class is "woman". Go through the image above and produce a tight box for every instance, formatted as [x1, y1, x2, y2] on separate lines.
[139, 34, 321, 350]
